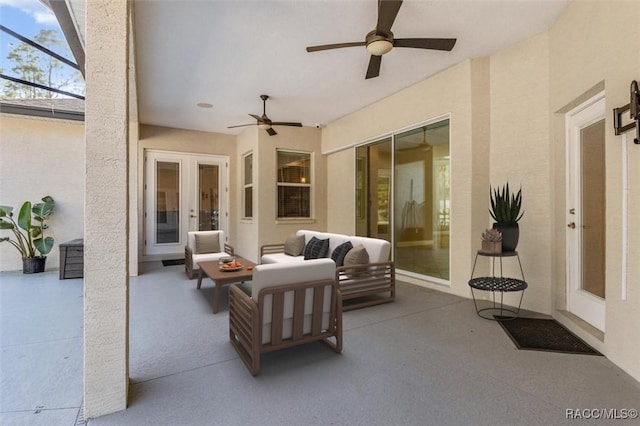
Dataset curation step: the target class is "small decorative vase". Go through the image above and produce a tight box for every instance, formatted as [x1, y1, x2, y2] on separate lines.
[481, 240, 502, 254]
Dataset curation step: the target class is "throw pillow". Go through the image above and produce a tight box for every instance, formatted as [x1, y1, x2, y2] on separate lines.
[284, 233, 305, 256]
[331, 241, 353, 267]
[343, 244, 369, 266]
[195, 233, 220, 254]
[303, 236, 330, 260]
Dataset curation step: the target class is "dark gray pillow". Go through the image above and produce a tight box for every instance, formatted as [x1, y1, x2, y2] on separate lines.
[195, 233, 220, 254]
[331, 241, 353, 267]
[284, 234, 305, 256]
[303, 236, 330, 260]
[343, 244, 369, 266]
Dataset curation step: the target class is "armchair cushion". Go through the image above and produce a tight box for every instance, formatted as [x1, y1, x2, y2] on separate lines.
[195, 232, 220, 254]
[284, 233, 305, 256]
[303, 236, 330, 260]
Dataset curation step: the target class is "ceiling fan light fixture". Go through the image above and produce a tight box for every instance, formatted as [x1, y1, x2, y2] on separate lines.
[258, 123, 271, 130]
[366, 39, 393, 56]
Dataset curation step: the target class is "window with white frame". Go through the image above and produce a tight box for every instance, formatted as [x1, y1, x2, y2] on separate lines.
[242, 152, 253, 219]
[277, 150, 311, 218]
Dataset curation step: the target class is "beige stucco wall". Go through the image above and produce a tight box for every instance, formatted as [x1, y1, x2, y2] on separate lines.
[83, 0, 129, 417]
[548, 0, 640, 380]
[489, 32, 552, 314]
[0, 115, 84, 272]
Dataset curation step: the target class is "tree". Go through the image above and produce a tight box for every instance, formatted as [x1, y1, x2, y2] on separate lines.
[2, 29, 84, 99]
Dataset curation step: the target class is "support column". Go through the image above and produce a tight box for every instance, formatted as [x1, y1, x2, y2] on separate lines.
[84, 0, 129, 418]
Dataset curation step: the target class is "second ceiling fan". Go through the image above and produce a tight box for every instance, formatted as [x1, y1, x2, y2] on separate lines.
[228, 95, 302, 136]
[306, 0, 457, 79]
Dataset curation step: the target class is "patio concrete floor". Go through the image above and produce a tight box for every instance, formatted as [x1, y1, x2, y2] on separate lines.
[2, 262, 639, 425]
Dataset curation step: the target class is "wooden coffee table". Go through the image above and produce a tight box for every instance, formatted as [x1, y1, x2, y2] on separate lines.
[196, 256, 256, 314]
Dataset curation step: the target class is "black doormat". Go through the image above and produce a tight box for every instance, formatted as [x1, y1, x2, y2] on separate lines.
[162, 259, 185, 266]
[495, 316, 602, 356]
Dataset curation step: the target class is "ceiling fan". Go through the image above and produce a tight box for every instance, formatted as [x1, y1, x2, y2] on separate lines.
[306, 0, 457, 79]
[228, 95, 302, 136]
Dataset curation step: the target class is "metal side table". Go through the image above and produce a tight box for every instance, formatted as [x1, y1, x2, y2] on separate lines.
[468, 250, 527, 320]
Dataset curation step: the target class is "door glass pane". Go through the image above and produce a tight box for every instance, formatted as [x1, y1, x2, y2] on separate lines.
[580, 119, 605, 298]
[355, 138, 392, 242]
[156, 161, 179, 243]
[199, 164, 219, 231]
[395, 120, 450, 280]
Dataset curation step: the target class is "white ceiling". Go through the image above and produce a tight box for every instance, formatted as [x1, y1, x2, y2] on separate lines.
[133, 0, 570, 135]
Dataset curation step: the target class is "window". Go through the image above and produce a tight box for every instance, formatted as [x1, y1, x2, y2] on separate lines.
[242, 152, 253, 219]
[356, 118, 450, 283]
[277, 150, 311, 218]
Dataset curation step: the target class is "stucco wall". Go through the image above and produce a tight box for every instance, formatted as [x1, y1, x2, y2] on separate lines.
[489, 32, 552, 314]
[548, 0, 640, 381]
[0, 115, 85, 272]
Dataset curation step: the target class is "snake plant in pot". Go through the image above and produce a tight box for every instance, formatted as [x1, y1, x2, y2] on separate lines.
[0, 196, 55, 273]
[489, 184, 524, 252]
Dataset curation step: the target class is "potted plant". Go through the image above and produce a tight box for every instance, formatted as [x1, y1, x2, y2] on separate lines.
[0, 196, 55, 273]
[489, 183, 524, 252]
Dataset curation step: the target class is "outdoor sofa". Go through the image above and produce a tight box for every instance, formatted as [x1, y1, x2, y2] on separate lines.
[260, 230, 395, 311]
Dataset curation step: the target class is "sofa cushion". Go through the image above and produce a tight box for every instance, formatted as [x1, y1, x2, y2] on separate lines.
[343, 244, 369, 266]
[195, 233, 220, 254]
[303, 236, 330, 260]
[349, 236, 389, 263]
[284, 233, 305, 256]
[261, 253, 307, 265]
[331, 241, 353, 267]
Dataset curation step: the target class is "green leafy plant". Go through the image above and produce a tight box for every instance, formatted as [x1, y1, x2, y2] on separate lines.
[489, 184, 524, 224]
[0, 196, 55, 258]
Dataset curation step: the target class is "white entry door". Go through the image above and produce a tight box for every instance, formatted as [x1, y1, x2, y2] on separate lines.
[144, 150, 228, 257]
[566, 93, 606, 331]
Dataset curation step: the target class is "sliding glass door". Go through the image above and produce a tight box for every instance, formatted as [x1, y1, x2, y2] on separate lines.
[356, 118, 450, 282]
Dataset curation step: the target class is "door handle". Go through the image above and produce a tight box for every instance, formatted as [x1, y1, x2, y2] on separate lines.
[567, 222, 576, 229]
[190, 214, 197, 218]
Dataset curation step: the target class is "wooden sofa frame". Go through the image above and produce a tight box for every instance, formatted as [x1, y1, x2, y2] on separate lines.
[229, 278, 343, 376]
[185, 243, 234, 279]
[260, 244, 395, 311]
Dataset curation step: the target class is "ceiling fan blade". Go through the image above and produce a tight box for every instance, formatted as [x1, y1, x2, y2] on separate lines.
[227, 123, 255, 129]
[306, 41, 366, 52]
[376, 0, 403, 33]
[394, 38, 457, 51]
[266, 127, 277, 136]
[365, 55, 382, 79]
[271, 122, 303, 127]
[248, 113, 261, 121]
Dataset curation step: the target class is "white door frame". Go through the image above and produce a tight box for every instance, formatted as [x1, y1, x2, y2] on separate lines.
[144, 150, 228, 258]
[565, 92, 605, 331]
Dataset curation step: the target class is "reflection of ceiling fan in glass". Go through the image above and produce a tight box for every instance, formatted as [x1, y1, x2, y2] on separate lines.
[306, 0, 457, 79]
[227, 95, 302, 136]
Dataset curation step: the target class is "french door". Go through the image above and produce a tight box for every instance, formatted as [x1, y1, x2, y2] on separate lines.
[144, 150, 228, 257]
[566, 93, 606, 331]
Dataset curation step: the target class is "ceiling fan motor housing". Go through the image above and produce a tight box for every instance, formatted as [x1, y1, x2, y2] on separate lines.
[366, 30, 394, 56]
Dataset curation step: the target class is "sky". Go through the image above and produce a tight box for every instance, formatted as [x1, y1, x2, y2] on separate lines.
[0, 0, 82, 97]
